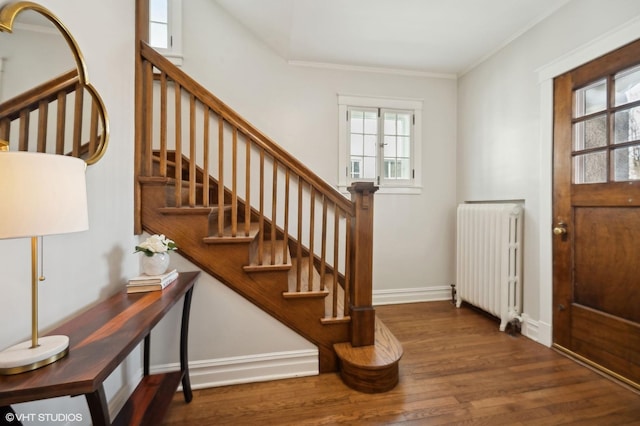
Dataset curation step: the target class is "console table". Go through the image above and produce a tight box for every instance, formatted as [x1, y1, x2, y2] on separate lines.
[0, 271, 199, 426]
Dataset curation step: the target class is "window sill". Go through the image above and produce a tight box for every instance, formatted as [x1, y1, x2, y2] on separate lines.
[338, 184, 423, 195]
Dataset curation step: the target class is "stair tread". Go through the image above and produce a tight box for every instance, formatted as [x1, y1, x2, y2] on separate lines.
[158, 206, 223, 215]
[334, 316, 403, 369]
[203, 223, 259, 243]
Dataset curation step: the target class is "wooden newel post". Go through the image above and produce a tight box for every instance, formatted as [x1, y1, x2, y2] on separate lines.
[347, 181, 379, 347]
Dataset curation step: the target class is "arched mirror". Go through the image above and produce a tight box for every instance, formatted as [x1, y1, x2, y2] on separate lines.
[0, 1, 108, 164]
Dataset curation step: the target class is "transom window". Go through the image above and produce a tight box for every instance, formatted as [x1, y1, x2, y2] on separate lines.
[338, 95, 422, 194]
[573, 64, 640, 183]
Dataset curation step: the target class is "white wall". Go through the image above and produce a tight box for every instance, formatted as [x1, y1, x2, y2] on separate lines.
[181, 0, 459, 303]
[457, 0, 640, 344]
[0, 0, 138, 423]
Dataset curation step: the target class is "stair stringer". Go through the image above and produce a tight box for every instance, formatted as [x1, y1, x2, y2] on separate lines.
[140, 177, 349, 373]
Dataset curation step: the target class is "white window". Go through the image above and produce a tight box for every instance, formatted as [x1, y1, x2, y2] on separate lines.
[149, 0, 183, 66]
[338, 95, 423, 194]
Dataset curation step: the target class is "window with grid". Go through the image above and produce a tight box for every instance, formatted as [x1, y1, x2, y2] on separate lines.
[573, 65, 640, 183]
[338, 95, 422, 194]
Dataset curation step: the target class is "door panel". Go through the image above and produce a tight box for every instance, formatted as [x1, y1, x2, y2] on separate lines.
[574, 207, 640, 323]
[571, 305, 640, 380]
[553, 38, 640, 389]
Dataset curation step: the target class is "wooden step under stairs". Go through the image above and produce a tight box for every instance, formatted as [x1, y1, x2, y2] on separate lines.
[138, 173, 403, 393]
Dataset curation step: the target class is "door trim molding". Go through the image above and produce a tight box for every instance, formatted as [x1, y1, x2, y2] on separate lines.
[537, 15, 640, 348]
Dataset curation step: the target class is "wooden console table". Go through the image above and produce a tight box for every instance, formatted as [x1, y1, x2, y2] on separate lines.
[0, 271, 199, 426]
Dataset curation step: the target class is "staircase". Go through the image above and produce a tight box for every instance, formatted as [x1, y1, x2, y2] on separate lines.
[134, 39, 402, 393]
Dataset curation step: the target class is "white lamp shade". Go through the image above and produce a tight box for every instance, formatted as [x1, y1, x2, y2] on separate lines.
[0, 152, 88, 239]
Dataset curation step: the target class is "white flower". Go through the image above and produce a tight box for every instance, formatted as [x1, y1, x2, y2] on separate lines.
[135, 234, 177, 257]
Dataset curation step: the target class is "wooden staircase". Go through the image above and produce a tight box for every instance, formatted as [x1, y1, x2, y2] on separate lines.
[134, 12, 403, 391]
[139, 155, 403, 388]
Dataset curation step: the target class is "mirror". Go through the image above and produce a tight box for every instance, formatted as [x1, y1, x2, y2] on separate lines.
[0, 1, 108, 164]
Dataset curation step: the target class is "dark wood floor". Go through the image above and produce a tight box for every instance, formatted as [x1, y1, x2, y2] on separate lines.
[163, 301, 640, 425]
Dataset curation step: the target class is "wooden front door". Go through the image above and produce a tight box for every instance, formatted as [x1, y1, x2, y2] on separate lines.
[553, 39, 640, 389]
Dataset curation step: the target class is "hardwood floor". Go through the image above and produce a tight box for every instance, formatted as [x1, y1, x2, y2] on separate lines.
[162, 302, 640, 425]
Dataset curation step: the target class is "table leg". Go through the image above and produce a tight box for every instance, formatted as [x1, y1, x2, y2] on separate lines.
[85, 384, 109, 426]
[180, 286, 194, 403]
[144, 334, 150, 376]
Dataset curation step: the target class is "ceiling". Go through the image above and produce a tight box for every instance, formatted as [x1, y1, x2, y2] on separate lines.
[214, 0, 569, 76]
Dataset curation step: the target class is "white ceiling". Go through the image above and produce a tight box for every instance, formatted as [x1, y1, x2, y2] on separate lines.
[214, 0, 569, 76]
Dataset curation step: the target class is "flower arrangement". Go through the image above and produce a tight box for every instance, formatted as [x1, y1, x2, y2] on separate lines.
[135, 234, 177, 257]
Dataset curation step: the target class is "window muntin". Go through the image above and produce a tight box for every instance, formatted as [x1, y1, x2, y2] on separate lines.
[572, 64, 640, 183]
[349, 108, 378, 180]
[382, 111, 412, 181]
[346, 107, 414, 186]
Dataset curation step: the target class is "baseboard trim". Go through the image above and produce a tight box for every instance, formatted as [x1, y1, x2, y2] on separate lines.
[150, 349, 319, 390]
[373, 285, 452, 305]
[520, 314, 552, 347]
[108, 368, 143, 420]
[521, 313, 538, 342]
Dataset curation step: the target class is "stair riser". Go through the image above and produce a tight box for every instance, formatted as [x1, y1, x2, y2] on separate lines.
[165, 185, 205, 207]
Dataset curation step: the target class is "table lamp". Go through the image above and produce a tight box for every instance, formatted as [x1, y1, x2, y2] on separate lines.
[0, 151, 88, 375]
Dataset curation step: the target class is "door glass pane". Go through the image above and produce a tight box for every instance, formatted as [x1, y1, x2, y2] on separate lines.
[574, 151, 607, 183]
[573, 115, 607, 150]
[613, 107, 640, 144]
[614, 65, 640, 106]
[575, 79, 607, 118]
[613, 146, 640, 181]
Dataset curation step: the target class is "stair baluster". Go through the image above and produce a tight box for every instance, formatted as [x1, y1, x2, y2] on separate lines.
[134, 40, 401, 388]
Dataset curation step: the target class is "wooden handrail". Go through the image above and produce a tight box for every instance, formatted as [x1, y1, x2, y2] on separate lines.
[140, 42, 354, 216]
[0, 69, 78, 121]
[137, 39, 377, 344]
[0, 68, 105, 163]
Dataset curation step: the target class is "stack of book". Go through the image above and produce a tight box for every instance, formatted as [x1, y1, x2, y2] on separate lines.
[126, 269, 179, 293]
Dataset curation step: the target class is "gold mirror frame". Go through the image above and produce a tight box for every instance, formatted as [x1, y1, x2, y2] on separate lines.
[0, 1, 109, 164]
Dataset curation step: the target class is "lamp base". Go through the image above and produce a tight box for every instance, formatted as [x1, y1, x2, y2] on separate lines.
[0, 335, 69, 375]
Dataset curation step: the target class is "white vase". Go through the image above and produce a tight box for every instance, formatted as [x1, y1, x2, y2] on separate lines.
[141, 252, 170, 276]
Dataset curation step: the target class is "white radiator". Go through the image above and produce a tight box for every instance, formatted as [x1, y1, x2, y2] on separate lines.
[455, 203, 523, 331]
